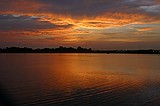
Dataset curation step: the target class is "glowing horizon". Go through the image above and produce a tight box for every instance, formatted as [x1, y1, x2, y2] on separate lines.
[0, 0, 160, 49]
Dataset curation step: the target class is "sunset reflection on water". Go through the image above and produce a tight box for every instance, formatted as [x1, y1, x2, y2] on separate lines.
[0, 54, 160, 106]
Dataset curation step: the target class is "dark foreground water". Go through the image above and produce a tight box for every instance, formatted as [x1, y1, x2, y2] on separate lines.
[0, 54, 160, 106]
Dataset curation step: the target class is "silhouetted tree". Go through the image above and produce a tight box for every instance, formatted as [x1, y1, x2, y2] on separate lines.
[0, 47, 159, 54]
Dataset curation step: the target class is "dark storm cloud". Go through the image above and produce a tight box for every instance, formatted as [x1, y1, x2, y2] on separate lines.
[0, 0, 159, 17]
[34, 0, 159, 17]
[36, 0, 129, 16]
[0, 14, 73, 30]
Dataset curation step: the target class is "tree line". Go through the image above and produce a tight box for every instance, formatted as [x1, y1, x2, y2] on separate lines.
[0, 46, 160, 54]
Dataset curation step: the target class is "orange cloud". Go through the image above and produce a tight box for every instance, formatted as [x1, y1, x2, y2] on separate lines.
[0, 0, 160, 49]
[0, 0, 44, 14]
[137, 27, 154, 32]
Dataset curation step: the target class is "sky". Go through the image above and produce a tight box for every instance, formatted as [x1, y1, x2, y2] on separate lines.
[0, 0, 160, 49]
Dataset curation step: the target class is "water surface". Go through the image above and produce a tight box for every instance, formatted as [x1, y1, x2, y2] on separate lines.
[0, 54, 160, 106]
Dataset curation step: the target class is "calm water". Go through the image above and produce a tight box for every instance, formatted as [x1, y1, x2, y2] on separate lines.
[0, 54, 160, 106]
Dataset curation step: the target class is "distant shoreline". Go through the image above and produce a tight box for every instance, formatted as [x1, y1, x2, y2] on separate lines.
[0, 47, 160, 54]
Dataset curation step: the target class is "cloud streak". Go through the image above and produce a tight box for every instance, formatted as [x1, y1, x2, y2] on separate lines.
[0, 0, 160, 49]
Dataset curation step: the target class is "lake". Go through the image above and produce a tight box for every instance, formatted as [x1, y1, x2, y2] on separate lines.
[0, 54, 160, 106]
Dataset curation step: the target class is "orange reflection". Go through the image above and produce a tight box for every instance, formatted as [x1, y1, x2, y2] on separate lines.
[38, 54, 160, 93]
[0, 54, 160, 105]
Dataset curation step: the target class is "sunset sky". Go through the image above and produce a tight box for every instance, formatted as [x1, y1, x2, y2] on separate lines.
[0, 0, 160, 49]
